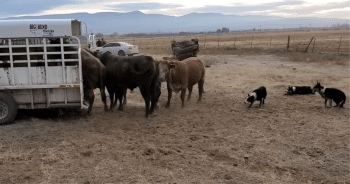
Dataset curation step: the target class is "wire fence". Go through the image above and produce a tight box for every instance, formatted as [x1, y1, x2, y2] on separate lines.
[102, 30, 349, 55]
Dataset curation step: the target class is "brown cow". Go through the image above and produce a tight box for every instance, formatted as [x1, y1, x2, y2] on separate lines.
[159, 57, 205, 108]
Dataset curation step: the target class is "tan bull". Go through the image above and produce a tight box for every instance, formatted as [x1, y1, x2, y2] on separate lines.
[157, 57, 205, 108]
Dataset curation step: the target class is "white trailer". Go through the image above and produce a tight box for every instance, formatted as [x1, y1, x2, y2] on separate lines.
[0, 19, 87, 124]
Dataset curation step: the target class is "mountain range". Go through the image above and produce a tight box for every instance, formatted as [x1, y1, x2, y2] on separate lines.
[2, 11, 348, 35]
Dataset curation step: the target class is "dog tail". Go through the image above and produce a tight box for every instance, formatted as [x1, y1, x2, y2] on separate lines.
[340, 95, 346, 108]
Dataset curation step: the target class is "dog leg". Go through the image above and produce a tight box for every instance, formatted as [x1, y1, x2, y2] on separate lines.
[259, 99, 263, 108]
[248, 102, 253, 108]
[333, 103, 339, 107]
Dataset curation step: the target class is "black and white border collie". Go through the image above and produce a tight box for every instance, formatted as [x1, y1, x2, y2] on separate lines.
[285, 86, 315, 95]
[247, 86, 267, 108]
[313, 82, 346, 108]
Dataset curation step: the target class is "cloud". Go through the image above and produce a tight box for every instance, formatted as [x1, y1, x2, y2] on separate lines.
[0, 0, 75, 18]
[314, 7, 350, 19]
[1, 0, 349, 19]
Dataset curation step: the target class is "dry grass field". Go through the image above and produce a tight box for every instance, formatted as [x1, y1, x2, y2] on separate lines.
[0, 29, 349, 184]
[104, 29, 349, 55]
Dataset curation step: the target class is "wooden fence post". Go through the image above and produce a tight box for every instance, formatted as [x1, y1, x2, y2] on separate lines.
[234, 37, 236, 47]
[304, 36, 314, 53]
[204, 36, 207, 49]
[338, 36, 342, 54]
[251, 35, 253, 49]
[287, 36, 290, 51]
[146, 40, 149, 49]
[218, 36, 220, 50]
[312, 38, 316, 53]
[154, 39, 157, 49]
[270, 36, 272, 47]
[161, 39, 165, 49]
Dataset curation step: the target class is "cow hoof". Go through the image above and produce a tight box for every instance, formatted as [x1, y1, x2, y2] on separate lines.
[118, 108, 123, 111]
[165, 104, 170, 108]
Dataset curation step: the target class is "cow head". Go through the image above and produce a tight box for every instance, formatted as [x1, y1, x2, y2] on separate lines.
[155, 60, 169, 82]
[165, 61, 184, 93]
[156, 57, 178, 83]
[160, 57, 185, 93]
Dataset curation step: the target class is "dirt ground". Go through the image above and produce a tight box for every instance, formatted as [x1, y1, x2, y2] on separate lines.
[0, 54, 349, 184]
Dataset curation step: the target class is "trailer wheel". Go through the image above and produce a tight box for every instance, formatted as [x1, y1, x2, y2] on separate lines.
[0, 93, 18, 125]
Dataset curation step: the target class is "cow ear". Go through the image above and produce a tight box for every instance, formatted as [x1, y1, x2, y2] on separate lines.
[169, 64, 176, 69]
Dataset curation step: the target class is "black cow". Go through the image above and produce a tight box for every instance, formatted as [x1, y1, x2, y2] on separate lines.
[94, 51, 160, 118]
[81, 49, 108, 113]
[50, 39, 108, 114]
[51, 40, 108, 114]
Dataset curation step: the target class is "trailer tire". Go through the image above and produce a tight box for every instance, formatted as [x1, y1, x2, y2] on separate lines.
[0, 93, 18, 125]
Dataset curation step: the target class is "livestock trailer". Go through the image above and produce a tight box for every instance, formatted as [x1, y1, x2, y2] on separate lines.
[0, 19, 87, 124]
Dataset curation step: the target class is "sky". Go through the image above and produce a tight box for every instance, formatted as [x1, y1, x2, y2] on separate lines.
[1, 0, 349, 19]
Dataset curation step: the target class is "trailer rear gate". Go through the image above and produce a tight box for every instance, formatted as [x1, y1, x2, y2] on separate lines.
[0, 19, 85, 124]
